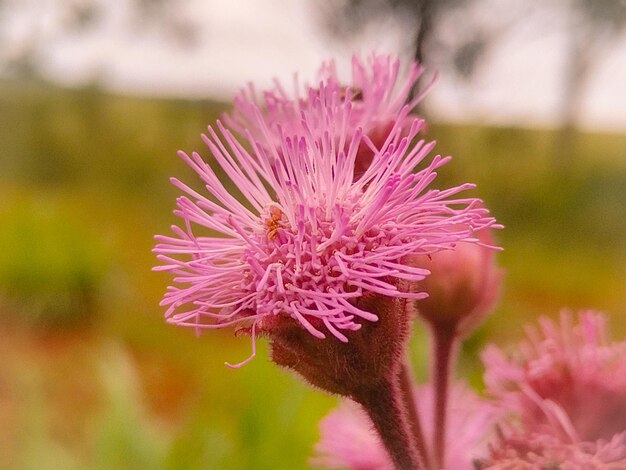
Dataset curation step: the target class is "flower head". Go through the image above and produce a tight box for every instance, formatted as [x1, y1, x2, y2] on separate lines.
[227, 53, 429, 142]
[227, 54, 431, 181]
[311, 382, 501, 470]
[154, 57, 496, 365]
[477, 430, 626, 469]
[479, 311, 626, 469]
[482, 310, 626, 442]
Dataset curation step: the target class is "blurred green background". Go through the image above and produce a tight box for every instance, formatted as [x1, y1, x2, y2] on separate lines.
[1, 79, 625, 469]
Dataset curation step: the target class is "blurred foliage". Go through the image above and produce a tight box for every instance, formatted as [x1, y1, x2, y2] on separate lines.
[0, 81, 625, 468]
[0, 193, 108, 327]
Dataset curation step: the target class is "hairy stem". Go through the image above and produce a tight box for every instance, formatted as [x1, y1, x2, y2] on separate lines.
[354, 378, 425, 470]
[398, 362, 432, 469]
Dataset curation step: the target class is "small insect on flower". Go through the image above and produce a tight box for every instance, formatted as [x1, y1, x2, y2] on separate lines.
[264, 205, 283, 240]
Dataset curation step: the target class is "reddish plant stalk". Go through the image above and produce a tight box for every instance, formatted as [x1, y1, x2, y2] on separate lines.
[353, 378, 425, 470]
[398, 362, 432, 469]
[432, 326, 458, 470]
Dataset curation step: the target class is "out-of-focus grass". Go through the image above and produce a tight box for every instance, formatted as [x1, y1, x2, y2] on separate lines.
[0, 81, 624, 468]
[0, 193, 109, 327]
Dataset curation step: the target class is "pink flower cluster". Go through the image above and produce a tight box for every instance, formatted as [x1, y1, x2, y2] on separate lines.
[154, 54, 496, 353]
[227, 55, 430, 145]
[478, 311, 626, 468]
[312, 311, 626, 469]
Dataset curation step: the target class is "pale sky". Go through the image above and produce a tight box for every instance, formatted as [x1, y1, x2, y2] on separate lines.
[4, 0, 626, 131]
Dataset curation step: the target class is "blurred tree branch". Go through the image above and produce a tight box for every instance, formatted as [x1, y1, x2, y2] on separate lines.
[315, 0, 496, 102]
[560, 0, 626, 129]
[318, 0, 626, 135]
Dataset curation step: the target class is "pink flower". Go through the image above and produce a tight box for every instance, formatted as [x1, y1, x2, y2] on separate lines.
[153, 60, 496, 365]
[311, 382, 501, 469]
[405, 226, 502, 334]
[479, 311, 626, 468]
[311, 400, 390, 470]
[483, 311, 626, 441]
[478, 430, 626, 469]
[227, 53, 428, 143]
[226, 54, 429, 181]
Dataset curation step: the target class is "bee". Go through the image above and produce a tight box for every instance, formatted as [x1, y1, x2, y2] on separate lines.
[265, 205, 283, 240]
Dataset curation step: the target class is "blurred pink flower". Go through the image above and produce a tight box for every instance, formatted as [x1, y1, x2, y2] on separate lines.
[483, 311, 626, 441]
[311, 382, 501, 469]
[227, 54, 430, 182]
[478, 430, 626, 469]
[479, 311, 626, 468]
[405, 226, 502, 334]
[227, 53, 428, 142]
[311, 400, 390, 470]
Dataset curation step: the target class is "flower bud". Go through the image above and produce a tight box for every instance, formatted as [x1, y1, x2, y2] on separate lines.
[405, 229, 502, 335]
